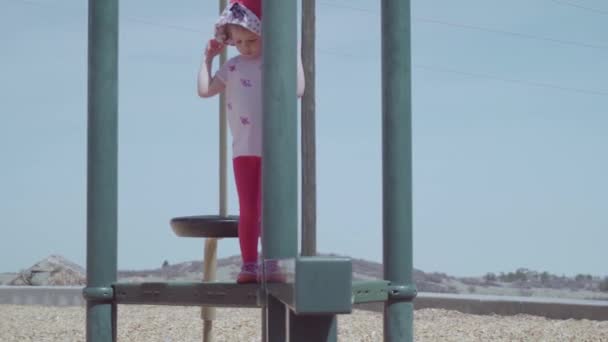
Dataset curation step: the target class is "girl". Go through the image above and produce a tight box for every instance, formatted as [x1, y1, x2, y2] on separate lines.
[198, 0, 305, 283]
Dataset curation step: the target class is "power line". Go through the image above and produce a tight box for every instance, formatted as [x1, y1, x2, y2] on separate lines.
[10, 0, 607, 51]
[126, 18, 206, 34]
[318, 0, 608, 50]
[6, 0, 210, 33]
[317, 47, 608, 97]
[414, 64, 608, 97]
[318, 0, 376, 13]
[550, 0, 608, 16]
[415, 16, 608, 50]
[7, 0, 608, 98]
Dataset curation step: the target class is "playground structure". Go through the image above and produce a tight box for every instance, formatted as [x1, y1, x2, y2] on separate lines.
[83, 0, 415, 341]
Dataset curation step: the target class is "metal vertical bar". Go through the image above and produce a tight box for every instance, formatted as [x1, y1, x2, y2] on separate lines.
[86, 0, 118, 340]
[381, 0, 414, 341]
[200, 3, 227, 342]
[301, 0, 317, 257]
[262, 0, 298, 340]
[218, 0, 228, 217]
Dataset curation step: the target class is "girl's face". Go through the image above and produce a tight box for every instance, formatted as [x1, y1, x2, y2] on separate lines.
[229, 25, 261, 59]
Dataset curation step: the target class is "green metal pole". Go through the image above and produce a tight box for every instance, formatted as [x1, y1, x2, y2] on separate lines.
[262, 2, 338, 341]
[86, 0, 119, 340]
[261, 1, 299, 341]
[261, 0, 298, 264]
[381, 0, 415, 341]
[200, 2, 228, 341]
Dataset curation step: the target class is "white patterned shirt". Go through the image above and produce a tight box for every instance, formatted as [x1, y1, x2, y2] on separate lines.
[215, 55, 263, 158]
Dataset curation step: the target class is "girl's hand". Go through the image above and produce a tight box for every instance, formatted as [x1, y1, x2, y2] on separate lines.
[205, 39, 225, 61]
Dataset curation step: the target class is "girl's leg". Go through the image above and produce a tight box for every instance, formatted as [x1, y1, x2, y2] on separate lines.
[233, 156, 262, 282]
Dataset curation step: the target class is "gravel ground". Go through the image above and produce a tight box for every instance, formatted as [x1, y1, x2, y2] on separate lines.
[1, 305, 607, 341]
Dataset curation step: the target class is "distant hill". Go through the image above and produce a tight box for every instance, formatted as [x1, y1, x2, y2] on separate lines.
[6, 255, 86, 286]
[3, 254, 608, 301]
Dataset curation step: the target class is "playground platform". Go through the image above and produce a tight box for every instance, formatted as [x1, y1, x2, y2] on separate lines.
[2, 286, 606, 321]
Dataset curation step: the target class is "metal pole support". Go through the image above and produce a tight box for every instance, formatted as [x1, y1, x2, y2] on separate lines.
[201, 2, 228, 342]
[261, 0, 299, 340]
[381, 0, 416, 341]
[85, 0, 118, 340]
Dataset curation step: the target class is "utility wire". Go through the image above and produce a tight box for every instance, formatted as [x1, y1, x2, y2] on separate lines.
[7, 0, 608, 97]
[550, 0, 608, 16]
[318, 0, 608, 50]
[415, 16, 607, 50]
[10, 0, 607, 50]
[126, 18, 207, 34]
[317, 47, 608, 97]
[6, 0, 210, 33]
[415, 64, 608, 97]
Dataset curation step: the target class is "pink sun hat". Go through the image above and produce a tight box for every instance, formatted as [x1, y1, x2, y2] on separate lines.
[214, 0, 262, 46]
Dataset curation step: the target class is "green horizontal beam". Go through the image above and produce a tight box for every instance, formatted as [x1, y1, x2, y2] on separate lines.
[110, 271, 408, 310]
[352, 280, 390, 303]
[113, 282, 261, 307]
[112, 277, 405, 309]
[351, 281, 417, 304]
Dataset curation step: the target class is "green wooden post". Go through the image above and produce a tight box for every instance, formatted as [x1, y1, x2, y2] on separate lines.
[381, 0, 415, 341]
[85, 0, 119, 341]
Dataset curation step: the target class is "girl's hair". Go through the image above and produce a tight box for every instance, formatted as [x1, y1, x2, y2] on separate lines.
[224, 24, 256, 39]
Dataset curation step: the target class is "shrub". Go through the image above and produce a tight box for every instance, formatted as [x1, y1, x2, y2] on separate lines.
[600, 277, 608, 292]
[484, 272, 497, 283]
[540, 271, 550, 284]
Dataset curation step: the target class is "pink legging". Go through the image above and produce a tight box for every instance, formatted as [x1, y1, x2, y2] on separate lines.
[233, 156, 262, 264]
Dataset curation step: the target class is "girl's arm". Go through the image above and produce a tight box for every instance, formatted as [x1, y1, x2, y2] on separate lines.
[297, 49, 305, 98]
[198, 40, 226, 98]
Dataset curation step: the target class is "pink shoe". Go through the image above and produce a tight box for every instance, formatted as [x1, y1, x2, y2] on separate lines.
[237, 262, 258, 284]
[262, 260, 287, 283]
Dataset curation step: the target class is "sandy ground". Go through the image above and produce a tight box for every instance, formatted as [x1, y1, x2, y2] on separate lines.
[1, 305, 607, 341]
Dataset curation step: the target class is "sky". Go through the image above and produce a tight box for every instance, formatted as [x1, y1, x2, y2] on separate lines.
[1, 0, 606, 277]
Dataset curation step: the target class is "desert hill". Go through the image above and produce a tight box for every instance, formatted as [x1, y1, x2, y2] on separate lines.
[3, 255, 608, 301]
